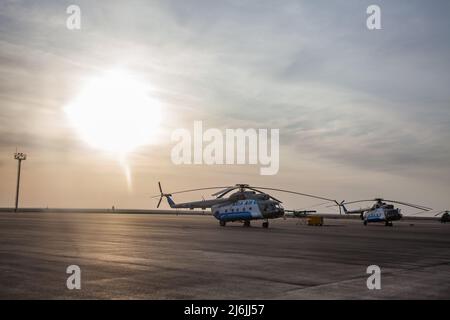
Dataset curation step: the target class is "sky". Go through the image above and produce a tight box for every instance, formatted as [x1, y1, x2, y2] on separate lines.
[0, 0, 449, 213]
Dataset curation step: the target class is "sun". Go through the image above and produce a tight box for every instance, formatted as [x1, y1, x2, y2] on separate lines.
[65, 70, 162, 154]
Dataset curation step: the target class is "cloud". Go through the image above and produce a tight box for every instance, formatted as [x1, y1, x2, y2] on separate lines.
[0, 0, 449, 208]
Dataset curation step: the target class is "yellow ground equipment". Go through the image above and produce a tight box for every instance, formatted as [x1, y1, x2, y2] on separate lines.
[307, 216, 324, 226]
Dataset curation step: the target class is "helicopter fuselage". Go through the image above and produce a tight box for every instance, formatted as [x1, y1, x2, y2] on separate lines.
[212, 199, 284, 222]
[341, 200, 404, 226]
[362, 204, 402, 225]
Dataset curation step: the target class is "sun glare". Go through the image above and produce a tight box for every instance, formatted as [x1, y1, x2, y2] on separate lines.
[65, 70, 162, 154]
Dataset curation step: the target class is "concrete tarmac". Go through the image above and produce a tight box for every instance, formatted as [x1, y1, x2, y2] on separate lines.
[0, 212, 449, 299]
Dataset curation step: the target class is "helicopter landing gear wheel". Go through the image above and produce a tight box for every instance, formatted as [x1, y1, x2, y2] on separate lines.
[262, 221, 269, 228]
[220, 220, 226, 227]
[363, 220, 367, 226]
[385, 221, 393, 227]
[243, 220, 251, 227]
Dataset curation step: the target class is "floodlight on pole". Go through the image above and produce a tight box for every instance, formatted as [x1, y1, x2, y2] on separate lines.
[14, 152, 27, 212]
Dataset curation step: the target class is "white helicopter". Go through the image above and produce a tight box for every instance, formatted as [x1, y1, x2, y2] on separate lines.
[153, 182, 335, 228]
[335, 198, 432, 226]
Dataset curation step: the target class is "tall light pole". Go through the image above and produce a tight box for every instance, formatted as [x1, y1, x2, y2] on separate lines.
[14, 152, 27, 212]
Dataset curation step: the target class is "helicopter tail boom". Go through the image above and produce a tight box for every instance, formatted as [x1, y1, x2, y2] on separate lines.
[166, 195, 176, 208]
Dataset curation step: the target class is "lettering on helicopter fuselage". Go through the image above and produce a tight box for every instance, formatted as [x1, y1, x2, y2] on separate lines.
[367, 211, 383, 220]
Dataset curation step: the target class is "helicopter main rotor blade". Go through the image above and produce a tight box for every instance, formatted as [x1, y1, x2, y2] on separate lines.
[383, 199, 432, 211]
[342, 198, 432, 211]
[342, 200, 375, 205]
[246, 187, 283, 203]
[268, 195, 283, 203]
[407, 209, 430, 216]
[151, 186, 230, 198]
[296, 201, 332, 210]
[212, 187, 236, 197]
[216, 187, 242, 198]
[434, 211, 446, 217]
[157, 197, 162, 208]
[250, 187, 335, 202]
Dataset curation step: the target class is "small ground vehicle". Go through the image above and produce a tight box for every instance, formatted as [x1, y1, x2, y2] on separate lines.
[307, 216, 324, 226]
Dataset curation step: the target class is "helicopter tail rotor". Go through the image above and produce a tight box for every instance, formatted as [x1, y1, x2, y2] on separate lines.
[157, 182, 164, 208]
[156, 181, 173, 208]
[333, 200, 346, 215]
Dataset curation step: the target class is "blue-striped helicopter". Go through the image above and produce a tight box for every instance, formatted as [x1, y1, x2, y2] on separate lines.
[153, 182, 335, 228]
[334, 198, 432, 226]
